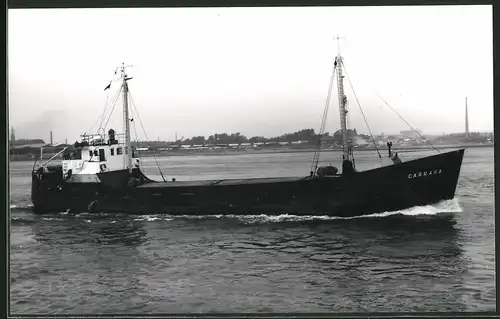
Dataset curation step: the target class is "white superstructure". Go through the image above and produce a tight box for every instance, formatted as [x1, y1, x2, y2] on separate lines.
[61, 131, 140, 182]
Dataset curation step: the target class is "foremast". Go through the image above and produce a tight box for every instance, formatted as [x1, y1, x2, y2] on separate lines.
[118, 63, 133, 172]
[335, 56, 349, 160]
[334, 40, 355, 174]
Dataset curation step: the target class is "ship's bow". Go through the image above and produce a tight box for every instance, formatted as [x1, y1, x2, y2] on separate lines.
[346, 148, 465, 216]
[392, 148, 465, 210]
[407, 148, 465, 201]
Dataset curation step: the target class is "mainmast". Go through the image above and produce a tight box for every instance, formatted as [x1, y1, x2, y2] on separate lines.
[118, 63, 133, 172]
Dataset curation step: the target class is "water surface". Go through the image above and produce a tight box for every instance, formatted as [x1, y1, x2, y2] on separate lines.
[9, 147, 495, 314]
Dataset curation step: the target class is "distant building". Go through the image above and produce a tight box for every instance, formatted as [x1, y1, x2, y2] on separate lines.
[12, 142, 46, 149]
[11, 138, 46, 148]
[400, 129, 422, 139]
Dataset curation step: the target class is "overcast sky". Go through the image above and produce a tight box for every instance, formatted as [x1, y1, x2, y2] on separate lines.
[8, 5, 492, 143]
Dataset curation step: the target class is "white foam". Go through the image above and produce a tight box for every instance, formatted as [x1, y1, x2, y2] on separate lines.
[163, 199, 462, 224]
[39, 199, 462, 225]
[370, 198, 462, 218]
[10, 203, 34, 209]
[133, 215, 165, 222]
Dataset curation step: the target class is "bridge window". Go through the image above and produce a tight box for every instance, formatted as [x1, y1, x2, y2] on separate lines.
[117, 147, 123, 155]
[111, 148, 114, 156]
[93, 150, 98, 157]
[89, 151, 92, 158]
[72, 150, 82, 160]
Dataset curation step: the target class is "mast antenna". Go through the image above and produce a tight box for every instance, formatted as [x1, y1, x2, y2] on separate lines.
[116, 63, 134, 77]
[334, 34, 346, 56]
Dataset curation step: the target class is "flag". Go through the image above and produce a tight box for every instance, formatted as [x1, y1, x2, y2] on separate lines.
[104, 82, 111, 91]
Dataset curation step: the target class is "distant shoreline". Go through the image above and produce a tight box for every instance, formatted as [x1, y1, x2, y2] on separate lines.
[9, 142, 493, 163]
[137, 143, 491, 157]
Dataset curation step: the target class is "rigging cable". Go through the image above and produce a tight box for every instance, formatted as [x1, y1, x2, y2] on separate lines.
[90, 79, 121, 133]
[89, 88, 111, 132]
[128, 92, 167, 182]
[100, 85, 123, 131]
[310, 63, 337, 176]
[376, 93, 441, 154]
[341, 60, 382, 159]
[102, 86, 123, 131]
[98, 86, 122, 132]
[130, 104, 144, 171]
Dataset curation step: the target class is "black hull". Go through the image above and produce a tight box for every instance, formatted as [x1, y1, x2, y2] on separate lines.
[30, 149, 465, 217]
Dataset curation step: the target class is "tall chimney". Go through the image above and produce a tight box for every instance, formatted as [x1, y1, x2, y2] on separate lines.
[465, 97, 470, 138]
[10, 127, 15, 148]
[10, 127, 15, 144]
[50, 131, 53, 145]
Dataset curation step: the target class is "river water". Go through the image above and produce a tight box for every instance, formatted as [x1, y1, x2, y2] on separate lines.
[9, 147, 495, 314]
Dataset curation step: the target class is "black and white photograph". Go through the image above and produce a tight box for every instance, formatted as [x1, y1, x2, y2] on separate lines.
[8, 5, 494, 315]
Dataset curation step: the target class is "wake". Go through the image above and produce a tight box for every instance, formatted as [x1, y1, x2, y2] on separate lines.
[130, 198, 462, 224]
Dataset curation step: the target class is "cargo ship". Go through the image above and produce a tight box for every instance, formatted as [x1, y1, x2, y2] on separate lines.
[30, 44, 464, 216]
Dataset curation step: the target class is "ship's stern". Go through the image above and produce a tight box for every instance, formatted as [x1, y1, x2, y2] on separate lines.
[31, 168, 46, 213]
[30, 166, 66, 214]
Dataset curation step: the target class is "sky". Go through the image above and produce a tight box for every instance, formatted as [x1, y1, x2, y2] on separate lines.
[8, 5, 493, 143]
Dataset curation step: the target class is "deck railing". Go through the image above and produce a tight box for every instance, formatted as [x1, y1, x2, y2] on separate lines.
[80, 132, 126, 146]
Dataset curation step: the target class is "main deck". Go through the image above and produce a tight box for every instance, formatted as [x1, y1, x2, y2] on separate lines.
[136, 176, 319, 188]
